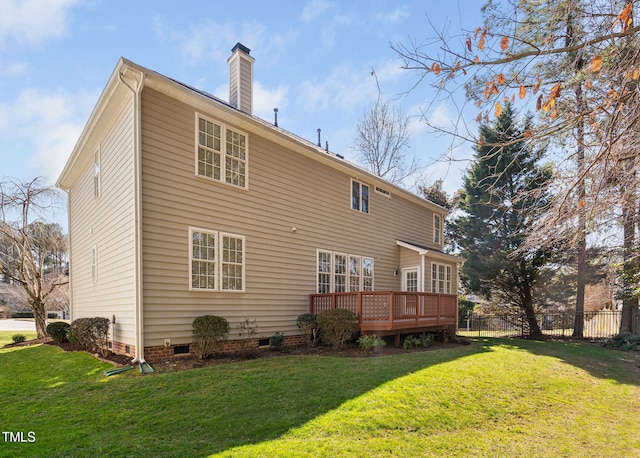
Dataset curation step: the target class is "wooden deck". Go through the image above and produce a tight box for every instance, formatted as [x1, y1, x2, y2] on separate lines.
[309, 291, 458, 338]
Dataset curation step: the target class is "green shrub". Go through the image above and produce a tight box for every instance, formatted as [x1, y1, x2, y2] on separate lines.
[296, 313, 319, 347]
[603, 333, 640, 352]
[357, 334, 386, 353]
[70, 317, 110, 355]
[46, 322, 70, 343]
[12, 334, 26, 344]
[270, 332, 285, 350]
[402, 334, 433, 350]
[66, 329, 78, 343]
[317, 308, 358, 349]
[192, 315, 229, 359]
[237, 318, 259, 356]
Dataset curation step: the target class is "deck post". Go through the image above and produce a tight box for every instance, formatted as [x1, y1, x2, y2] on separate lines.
[357, 292, 363, 329]
[389, 292, 394, 328]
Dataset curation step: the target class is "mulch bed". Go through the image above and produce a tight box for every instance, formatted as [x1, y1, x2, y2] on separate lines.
[3, 336, 470, 373]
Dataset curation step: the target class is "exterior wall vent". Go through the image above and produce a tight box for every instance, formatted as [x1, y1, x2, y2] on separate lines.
[173, 345, 190, 355]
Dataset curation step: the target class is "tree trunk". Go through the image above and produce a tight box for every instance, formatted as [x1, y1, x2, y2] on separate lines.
[620, 167, 638, 333]
[573, 80, 586, 338]
[32, 298, 47, 339]
[522, 287, 542, 337]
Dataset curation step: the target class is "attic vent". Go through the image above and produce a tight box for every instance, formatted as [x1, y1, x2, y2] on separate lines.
[375, 186, 391, 197]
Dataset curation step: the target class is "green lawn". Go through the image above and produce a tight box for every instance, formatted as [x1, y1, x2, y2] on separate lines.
[0, 330, 37, 347]
[0, 339, 638, 457]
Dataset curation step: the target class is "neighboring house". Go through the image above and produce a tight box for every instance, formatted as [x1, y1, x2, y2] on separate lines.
[57, 43, 460, 363]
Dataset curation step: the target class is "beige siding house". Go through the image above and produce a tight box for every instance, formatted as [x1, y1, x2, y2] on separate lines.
[57, 43, 460, 363]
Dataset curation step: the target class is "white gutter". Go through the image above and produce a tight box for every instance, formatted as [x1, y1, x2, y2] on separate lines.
[118, 67, 146, 365]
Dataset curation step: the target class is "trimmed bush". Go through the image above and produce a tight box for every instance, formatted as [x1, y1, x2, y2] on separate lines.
[46, 322, 70, 344]
[296, 313, 319, 347]
[270, 332, 285, 350]
[192, 315, 229, 359]
[12, 334, 26, 344]
[317, 308, 358, 349]
[70, 317, 110, 355]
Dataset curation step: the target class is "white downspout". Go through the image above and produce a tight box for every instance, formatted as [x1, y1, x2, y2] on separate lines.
[118, 67, 146, 364]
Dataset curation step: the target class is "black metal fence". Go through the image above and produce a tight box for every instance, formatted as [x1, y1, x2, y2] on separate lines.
[458, 310, 636, 339]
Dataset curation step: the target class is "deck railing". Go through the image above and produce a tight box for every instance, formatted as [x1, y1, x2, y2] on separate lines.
[309, 291, 458, 332]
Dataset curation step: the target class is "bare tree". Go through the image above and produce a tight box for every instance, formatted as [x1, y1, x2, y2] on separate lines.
[353, 72, 419, 185]
[0, 177, 68, 338]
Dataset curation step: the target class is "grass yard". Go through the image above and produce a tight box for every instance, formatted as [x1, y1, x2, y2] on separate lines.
[0, 330, 37, 347]
[0, 339, 638, 457]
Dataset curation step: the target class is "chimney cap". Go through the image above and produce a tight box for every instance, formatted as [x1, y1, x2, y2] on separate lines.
[231, 43, 251, 55]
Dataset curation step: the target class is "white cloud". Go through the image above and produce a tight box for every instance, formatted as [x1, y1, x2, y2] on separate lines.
[253, 82, 289, 120]
[0, 0, 80, 47]
[0, 88, 96, 185]
[297, 63, 377, 114]
[374, 7, 410, 24]
[300, 0, 334, 22]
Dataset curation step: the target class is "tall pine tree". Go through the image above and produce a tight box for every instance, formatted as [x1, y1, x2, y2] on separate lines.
[451, 104, 552, 336]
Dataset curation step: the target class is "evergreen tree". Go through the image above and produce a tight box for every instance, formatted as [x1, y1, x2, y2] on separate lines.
[450, 104, 552, 336]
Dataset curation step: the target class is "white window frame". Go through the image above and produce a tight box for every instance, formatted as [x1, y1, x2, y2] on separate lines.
[433, 213, 442, 245]
[431, 262, 452, 294]
[316, 250, 374, 293]
[94, 147, 101, 199]
[91, 245, 98, 283]
[317, 249, 332, 294]
[351, 179, 369, 214]
[221, 233, 245, 292]
[402, 267, 420, 292]
[333, 252, 347, 293]
[195, 113, 248, 189]
[189, 227, 245, 292]
[362, 257, 374, 291]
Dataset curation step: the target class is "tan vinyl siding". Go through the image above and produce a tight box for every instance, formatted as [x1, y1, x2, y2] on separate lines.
[140, 87, 447, 347]
[68, 98, 136, 346]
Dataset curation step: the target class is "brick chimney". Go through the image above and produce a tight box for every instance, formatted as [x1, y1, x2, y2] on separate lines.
[228, 43, 254, 114]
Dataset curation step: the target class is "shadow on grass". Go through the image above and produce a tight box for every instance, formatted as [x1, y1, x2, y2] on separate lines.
[0, 342, 483, 458]
[479, 337, 640, 386]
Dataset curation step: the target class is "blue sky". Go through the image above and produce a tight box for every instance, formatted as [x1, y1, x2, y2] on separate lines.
[0, 0, 484, 213]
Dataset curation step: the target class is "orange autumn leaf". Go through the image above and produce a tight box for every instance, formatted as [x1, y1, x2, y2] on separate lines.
[476, 99, 482, 108]
[474, 56, 480, 64]
[495, 103, 503, 117]
[615, 3, 634, 31]
[633, 68, 640, 80]
[500, 36, 509, 51]
[578, 200, 586, 208]
[497, 73, 505, 84]
[524, 131, 532, 139]
[466, 37, 472, 52]
[585, 79, 592, 89]
[519, 86, 527, 99]
[533, 76, 541, 94]
[478, 28, 487, 52]
[551, 108, 558, 119]
[476, 112, 483, 123]
[589, 55, 603, 72]
[549, 82, 561, 100]
[536, 94, 543, 111]
[430, 62, 442, 75]
[474, 27, 482, 39]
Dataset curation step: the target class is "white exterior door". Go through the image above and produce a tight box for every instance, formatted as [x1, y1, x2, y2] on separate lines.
[402, 267, 419, 292]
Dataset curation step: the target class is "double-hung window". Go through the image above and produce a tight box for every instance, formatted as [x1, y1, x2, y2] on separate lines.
[197, 114, 247, 188]
[431, 263, 452, 294]
[433, 214, 442, 245]
[94, 148, 101, 199]
[351, 179, 369, 213]
[316, 250, 374, 293]
[190, 228, 245, 291]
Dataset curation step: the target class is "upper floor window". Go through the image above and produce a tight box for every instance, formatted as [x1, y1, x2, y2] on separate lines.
[433, 214, 442, 245]
[317, 249, 374, 293]
[196, 114, 247, 188]
[351, 180, 369, 213]
[94, 148, 101, 199]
